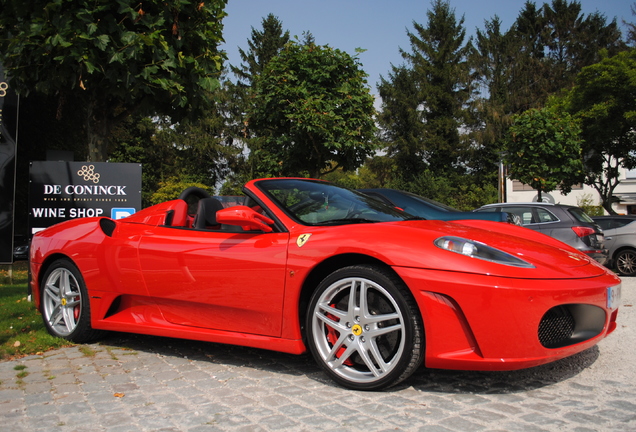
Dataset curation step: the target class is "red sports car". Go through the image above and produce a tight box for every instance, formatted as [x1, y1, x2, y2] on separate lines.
[29, 178, 622, 390]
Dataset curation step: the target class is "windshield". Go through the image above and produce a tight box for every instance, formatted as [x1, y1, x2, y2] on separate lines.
[569, 207, 595, 224]
[397, 191, 459, 212]
[257, 179, 412, 225]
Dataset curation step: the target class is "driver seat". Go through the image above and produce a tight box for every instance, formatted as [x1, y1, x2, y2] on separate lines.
[193, 198, 224, 230]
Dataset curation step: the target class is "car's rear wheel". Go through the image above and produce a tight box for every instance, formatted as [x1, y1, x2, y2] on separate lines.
[615, 249, 636, 276]
[306, 265, 423, 390]
[41, 259, 102, 342]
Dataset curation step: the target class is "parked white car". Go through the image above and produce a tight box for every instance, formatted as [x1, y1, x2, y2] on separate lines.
[592, 215, 636, 276]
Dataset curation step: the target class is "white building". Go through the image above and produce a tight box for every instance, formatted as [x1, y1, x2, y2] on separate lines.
[505, 167, 636, 215]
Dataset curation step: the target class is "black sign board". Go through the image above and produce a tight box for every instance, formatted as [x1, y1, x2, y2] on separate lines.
[29, 161, 142, 235]
[0, 63, 18, 264]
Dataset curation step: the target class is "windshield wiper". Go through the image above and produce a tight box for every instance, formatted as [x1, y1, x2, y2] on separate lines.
[314, 218, 378, 226]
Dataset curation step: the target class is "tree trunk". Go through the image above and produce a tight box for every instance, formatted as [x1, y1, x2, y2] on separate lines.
[87, 131, 109, 162]
[601, 197, 617, 215]
[85, 100, 111, 162]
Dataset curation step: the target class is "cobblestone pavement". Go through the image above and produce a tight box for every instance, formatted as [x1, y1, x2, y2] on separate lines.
[1, 277, 635, 432]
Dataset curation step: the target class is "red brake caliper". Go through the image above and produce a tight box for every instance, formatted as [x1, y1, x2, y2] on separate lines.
[326, 306, 353, 366]
[73, 297, 81, 320]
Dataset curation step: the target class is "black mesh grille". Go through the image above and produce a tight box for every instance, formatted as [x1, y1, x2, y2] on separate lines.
[538, 306, 575, 348]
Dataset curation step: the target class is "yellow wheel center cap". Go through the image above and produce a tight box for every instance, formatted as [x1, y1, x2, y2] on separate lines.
[351, 324, 363, 336]
[61, 298, 67, 306]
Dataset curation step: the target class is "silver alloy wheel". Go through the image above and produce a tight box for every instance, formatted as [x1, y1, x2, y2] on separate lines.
[310, 276, 406, 385]
[42, 267, 82, 337]
[616, 250, 636, 276]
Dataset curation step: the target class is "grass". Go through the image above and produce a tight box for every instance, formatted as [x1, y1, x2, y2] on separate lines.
[78, 345, 96, 357]
[0, 262, 72, 360]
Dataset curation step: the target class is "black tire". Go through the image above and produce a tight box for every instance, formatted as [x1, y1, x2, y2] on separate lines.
[306, 265, 423, 390]
[615, 249, 636, 276]
[40, 258, 103, 342]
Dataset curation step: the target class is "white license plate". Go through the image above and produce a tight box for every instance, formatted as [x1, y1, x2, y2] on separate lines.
[607, 284, 621, 309]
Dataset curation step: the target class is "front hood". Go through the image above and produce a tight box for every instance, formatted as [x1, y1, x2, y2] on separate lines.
[406, 220, 607, 278]
[328, 220, 610, 280]
[437, 221, 590, 268]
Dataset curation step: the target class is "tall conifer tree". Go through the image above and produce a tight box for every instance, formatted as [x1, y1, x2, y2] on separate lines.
[378, 0, 473, 181]
[231, 14, 290, 87]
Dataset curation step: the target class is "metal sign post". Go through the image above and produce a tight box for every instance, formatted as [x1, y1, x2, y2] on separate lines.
[0, 63, 18, 264]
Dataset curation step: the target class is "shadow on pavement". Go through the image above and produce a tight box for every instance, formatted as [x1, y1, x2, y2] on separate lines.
[97, 331, 600, 394]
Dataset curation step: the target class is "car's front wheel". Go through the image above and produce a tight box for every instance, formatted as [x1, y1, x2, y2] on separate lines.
[615, 249, 636, 276]
[41, 259, 102, 342]
[306, 265, 423, 390]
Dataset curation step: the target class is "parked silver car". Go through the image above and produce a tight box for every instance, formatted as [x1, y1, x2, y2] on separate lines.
[475, 203, 608, 265]
[592, 215, 636, 276]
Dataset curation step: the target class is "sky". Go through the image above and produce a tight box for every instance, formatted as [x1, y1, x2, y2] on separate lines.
[220, 0, 633, 92]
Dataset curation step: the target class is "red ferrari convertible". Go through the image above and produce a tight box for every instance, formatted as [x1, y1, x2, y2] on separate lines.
[29, 178, 622, 390]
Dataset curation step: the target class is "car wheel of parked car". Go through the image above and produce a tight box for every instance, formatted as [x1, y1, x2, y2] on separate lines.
[41, 259, 102, 342]
[615, 249, 636, 277]
[306, 265, 423, 390]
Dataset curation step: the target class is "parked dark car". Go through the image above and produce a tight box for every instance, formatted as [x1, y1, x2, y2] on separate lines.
[13, 235, 29, 261]
[592, 215, 636, 276]
[475, 202, 608, 264]
[358, 189, 521, 224]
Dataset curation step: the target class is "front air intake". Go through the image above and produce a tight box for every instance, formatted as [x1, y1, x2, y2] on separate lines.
[538, 306, 575, 348]
[538, 304, 606, 349]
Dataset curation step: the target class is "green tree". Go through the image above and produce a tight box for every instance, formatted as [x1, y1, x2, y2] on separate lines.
[109, 77, 245, 204]
[231, 14, 290, 86]
[108, 115, 170, 207]
[505, 1, 549, 113]
[225, 14, 291, 188]
[248, 41, 377, 178]
[377, 66, 426, 177]
[470, 16, 516, 183]
[626, 3, 636, 46]
[506, 105, 584, 201]
[0, 0, 227, 162]
[378, 0, 473, 180]
[567, 50, 636, 214]
[150, 179, 211, 206]
[479, 1, 624, 116]
[469, 0, 624, 200]
[543, 0, 624, 93]
[385, 169, 498, 211]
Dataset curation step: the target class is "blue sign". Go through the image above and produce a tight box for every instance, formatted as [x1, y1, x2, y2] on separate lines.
[111, 208, 136, 219]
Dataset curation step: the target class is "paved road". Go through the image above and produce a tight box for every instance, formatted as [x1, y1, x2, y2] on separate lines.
[1, 277, 635, 431]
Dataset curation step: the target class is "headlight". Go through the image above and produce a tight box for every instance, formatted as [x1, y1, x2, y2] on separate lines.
[434, 236, 535, 268]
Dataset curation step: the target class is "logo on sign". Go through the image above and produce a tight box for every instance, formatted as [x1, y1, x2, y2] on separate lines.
[77, 165, 101, 184]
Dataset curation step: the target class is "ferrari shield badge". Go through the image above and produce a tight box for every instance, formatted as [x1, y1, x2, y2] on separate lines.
[297, 233, 312, 248]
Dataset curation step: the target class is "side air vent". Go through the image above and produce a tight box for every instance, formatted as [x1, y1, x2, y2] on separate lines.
[99, 218, 117, 237]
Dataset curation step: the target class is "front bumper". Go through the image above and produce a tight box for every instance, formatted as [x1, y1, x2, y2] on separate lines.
[394, 266, 620, 371]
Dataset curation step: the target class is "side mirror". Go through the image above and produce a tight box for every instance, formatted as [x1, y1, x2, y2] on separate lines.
[215, 206, 274, 232]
